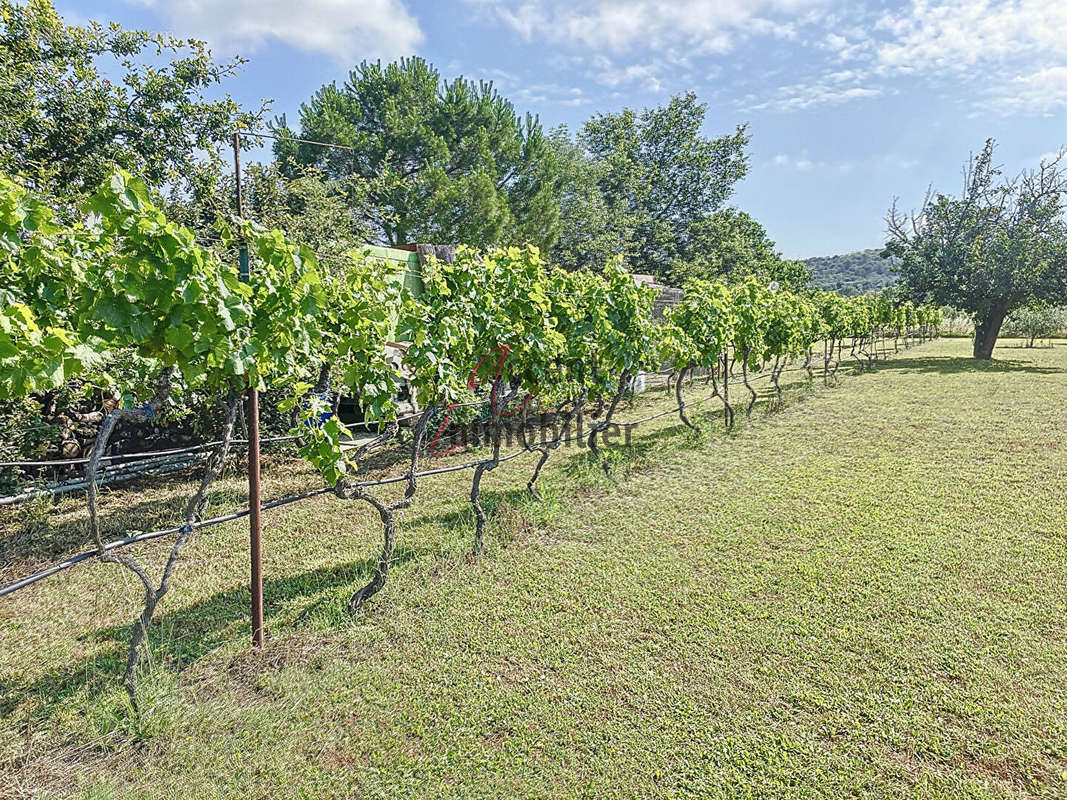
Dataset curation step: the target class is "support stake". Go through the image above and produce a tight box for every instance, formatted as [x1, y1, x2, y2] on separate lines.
[234, 132, 265, 649]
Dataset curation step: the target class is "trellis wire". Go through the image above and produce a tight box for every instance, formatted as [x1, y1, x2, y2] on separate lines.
[0, 334, 917, 506]
[0, 435, 299, 469]
[0, 399, 493, 473]
[0, 343, 927, 600]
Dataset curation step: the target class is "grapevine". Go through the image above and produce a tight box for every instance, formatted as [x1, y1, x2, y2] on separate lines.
[0, 167, 945, 701]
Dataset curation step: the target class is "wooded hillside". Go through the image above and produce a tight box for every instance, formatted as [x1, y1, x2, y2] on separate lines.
[805, 248, 897, 295]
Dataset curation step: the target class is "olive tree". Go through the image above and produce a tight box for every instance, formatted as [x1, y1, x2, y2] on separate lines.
[886, 140, 1067, 359]
[1002, 303, 1067, 347]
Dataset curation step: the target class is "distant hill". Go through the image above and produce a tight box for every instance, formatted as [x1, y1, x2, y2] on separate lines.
[804, 248, 898, 295]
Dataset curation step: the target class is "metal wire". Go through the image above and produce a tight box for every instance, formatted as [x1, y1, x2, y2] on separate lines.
[0, 435, 299, 469]
[0, 341, 930, 599]
[0, 401, 487, 472]
[0, 486, 334, 598]
[235, 129, 358, 153]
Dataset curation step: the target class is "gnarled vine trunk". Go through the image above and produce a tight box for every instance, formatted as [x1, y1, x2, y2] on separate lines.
[85, 370, 244, 705]
[469, 384, 523, 555]
[522, 392, 586, 501]
[740, 348, 757, 414]
[470, 426, 501, 556]
[830, 339, 842, 382]
[712, 353, 734, 429]
[336, 406, 435, 614]
[588, 368, 632, 477]
[675, 362, 699, 431]
[123, 393, 241, 700]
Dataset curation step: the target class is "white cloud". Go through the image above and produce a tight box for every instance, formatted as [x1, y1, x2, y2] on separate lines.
[819, 31, 871, 61]
[879, 154, 920, 170]
[742, 80, 882, 112]
[771, 153, 816, 170]
[481, 67, 521, 85]
[131, 0, 424, 62]
[770, 152, 919, 173]
[739, 0, 1067, 116]
[476, 0, 1067, 118]
[1037, 148, 1067, 166]
[825, 32, 847, 50]
[982, 66, 1067, 115]
[591, 58, 664, 92]
[874, 0, 1067, 75]
[475, 70, 592, 107]
[473, 0, 827, 54]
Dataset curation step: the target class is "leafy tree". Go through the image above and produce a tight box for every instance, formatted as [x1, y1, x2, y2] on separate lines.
[545, 126, 631, 272]
[240, 165, 372, 271]
[668, 208, 811, 290]
[552, 93, 749, 278]
[172, 163, 375, 276]
[886, 140, 1067, 359]
[1002, 302, 1067, 347]
[276, 57, 560, 250]
[0, 0, 263, 205]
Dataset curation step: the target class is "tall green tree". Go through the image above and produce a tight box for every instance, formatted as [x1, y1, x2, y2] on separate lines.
[552, 93, 749, 277]
[0, 0, 263, 205]
[668, 208, 811, 291]
[169, 163, 375, 276]
[546, 125, 632, 272]
[886, 140, 1067, 359]
[276, 57, 561, 250]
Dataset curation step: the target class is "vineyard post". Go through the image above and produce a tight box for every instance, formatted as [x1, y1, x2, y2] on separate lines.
[233, 132, 265, 649]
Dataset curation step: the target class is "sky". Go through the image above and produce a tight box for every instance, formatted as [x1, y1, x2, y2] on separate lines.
[65, 0, 1067, 258]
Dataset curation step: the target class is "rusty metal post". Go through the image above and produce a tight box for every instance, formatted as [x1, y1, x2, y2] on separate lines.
[233, 132, 265, 648]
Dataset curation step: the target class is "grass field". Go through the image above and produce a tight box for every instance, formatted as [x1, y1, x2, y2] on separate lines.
[2, 337, 1066, 799]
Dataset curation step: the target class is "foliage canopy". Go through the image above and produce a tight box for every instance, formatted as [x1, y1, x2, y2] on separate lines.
[886, 140, 1067, 358]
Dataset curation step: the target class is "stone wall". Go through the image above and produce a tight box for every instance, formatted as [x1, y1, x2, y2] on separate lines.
[631, 273, 683, 318]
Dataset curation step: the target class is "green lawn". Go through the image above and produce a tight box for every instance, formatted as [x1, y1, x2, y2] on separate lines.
[2, 337, 1067, 799]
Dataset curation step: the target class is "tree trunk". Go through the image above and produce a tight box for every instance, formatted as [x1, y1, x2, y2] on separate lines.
[973, 306, 1008, 360]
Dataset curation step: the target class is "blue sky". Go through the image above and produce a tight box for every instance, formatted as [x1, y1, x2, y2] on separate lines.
[67, 0, 1067, 258]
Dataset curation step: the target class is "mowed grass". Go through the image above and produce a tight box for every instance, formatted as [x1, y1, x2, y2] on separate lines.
[2, 337, 1067, 799]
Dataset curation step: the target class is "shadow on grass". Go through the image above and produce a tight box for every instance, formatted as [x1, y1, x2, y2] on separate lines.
[0, 460, 262, 571]
[0, 488, 192, 569]
[1, 545, 426, 723]
[399, 419, 705, 542]
[0, 368, 856, 724]
[878, 354, 1065, 376]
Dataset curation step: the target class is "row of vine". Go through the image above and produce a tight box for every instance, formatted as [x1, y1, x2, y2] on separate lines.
[0, 170, 941, 702]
